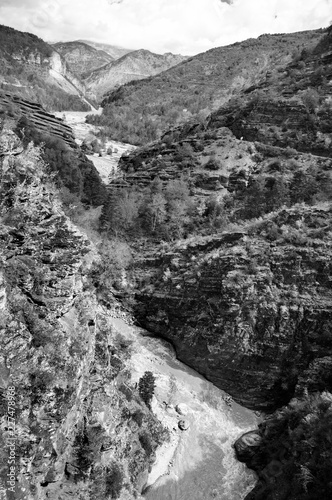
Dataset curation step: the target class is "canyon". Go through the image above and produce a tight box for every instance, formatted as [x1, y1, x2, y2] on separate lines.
[1, 21, 332, 500]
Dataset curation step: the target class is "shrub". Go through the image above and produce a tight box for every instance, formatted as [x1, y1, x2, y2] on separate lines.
[105, 462, 124, 499]
[138, 371, 156, 409]
[139, 431, 153, 455]
[301, 89, 320, 113]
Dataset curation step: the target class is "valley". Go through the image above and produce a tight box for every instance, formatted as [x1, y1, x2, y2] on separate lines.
[0, 16, 332, 500]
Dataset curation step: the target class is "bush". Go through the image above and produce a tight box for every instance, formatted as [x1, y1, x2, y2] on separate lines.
[138, 371, 156, 409]
[105, 462, 124, 499]
[139, 431, 153, 455]
[301, 89, 320, 113]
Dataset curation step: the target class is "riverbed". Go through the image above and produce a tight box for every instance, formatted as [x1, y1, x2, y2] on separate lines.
[54, 110, 135, 184]
[110, 317, 258, 500]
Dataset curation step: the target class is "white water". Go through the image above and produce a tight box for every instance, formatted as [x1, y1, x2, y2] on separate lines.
[110, 318, 258, 500]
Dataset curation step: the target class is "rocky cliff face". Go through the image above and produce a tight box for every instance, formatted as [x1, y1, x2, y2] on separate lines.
[0, 24, 90, 111]
[133, 206, 332, 411]
[0, 125, 166, 499]
[48, 51, 86, 95]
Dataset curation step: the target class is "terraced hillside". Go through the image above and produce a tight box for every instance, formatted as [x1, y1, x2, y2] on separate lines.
[0, 91, 106, 205]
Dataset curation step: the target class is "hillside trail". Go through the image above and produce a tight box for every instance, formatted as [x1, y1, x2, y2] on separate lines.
[110, 317, 258, 500]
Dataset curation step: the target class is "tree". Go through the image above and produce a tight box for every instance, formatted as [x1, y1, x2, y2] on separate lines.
[138, 371, 156, 409]
[301, 89, 320, 114]
[143, 192, 167, 233]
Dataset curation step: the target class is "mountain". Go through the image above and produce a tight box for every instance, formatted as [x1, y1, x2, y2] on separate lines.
[79, 39, 133, 59]
[88, 28, 325, 144]
[1, 20, 332, 500]
[98, 26, 332, 499]
[83, 49, 187, 100]
[0, 24, 93, 111]
[52, 40, 114, 76]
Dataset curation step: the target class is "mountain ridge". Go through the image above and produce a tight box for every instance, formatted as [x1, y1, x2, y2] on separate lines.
[52, 40, 114, 76]
[83, 48, 187, 100]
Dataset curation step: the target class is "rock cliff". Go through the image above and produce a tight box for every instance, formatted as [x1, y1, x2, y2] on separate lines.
[0, 24, 90, 111]
[0, 128, 166, 499]
[133, 206, 332, 411]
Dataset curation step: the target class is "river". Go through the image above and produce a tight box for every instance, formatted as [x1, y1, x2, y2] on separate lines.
[110, 318, 258, 500]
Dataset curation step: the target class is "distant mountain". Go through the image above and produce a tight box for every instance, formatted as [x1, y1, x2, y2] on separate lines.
[53, 41, 114, 76]
[84, 49, 187, 100]
[89, 28, 324, 144]
[0, 24, 94, 111]
[78, 40, 132, 60]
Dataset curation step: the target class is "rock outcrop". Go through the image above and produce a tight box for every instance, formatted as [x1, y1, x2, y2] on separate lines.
[133, 207, 332, 411]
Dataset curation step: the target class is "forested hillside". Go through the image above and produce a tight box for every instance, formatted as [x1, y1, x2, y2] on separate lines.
[87, 28, 324, 144]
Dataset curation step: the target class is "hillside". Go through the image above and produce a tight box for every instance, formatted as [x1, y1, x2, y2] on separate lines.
[2, 19, 332, 500]
[79, 39, 133, 59]
[53, 40, 114, 76]
[84, 49, 187, 100]
[0, 25, 91, 111]
[87, 28, 325, 145]
[0, 91, 106, 205]
[0, 121, 167, 498]
[96, 26, 332, 499]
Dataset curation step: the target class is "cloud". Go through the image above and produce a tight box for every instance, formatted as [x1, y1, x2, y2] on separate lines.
[0, 0, 331, 55]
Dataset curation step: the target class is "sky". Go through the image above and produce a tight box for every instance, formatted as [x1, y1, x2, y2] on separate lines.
[0, 0, 331, 55]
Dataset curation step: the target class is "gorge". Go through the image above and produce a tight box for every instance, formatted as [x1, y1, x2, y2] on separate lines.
[1, 18, 332, 500]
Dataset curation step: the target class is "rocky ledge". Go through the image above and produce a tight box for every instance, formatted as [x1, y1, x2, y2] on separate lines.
[134, 204, 332, 411]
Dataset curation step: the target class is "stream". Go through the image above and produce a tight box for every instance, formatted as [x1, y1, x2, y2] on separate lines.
[110, 318, 258, 500]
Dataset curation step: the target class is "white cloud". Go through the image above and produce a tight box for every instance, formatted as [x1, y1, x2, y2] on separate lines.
[0, 0, 331, 54]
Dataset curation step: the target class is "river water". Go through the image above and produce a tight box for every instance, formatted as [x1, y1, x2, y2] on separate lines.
[110, 318, 258, 500]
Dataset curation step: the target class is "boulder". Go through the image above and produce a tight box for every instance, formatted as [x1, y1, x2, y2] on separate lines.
[175, 403, 189, 415]
[178, 419, 190, 431]
[234, 430, 261, 462]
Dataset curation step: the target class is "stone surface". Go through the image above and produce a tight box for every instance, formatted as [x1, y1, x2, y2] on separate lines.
[0, 130, 165, 499]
